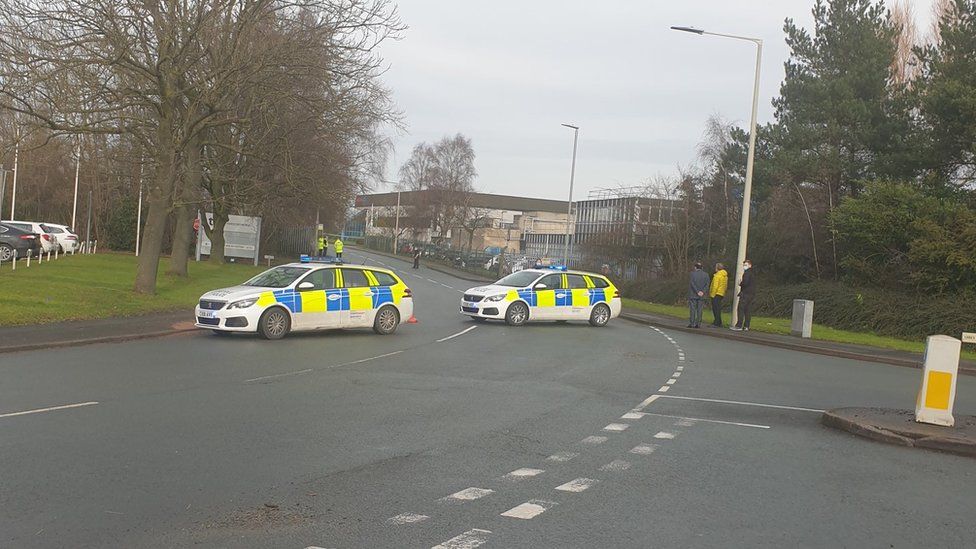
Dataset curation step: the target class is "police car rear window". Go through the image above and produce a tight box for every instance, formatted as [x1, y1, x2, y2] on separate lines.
[370, 271, 398, 286]
[591, 277, 610, 288]
[341, 269, 370, 288]
[566, 274, 588, 289]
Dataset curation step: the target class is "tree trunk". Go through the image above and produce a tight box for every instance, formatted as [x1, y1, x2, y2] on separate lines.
[133, 123, 178, 294]
[167, 204, 195, 276]
[209, 212, 229, 264]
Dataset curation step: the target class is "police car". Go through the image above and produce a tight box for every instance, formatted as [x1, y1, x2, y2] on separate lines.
[459, 267, 621, 326]
[195, 257, 414, 339]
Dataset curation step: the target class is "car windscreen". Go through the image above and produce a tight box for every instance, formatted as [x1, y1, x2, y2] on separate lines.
[494, 270, 541, 287]
[241, 266, 310, 288]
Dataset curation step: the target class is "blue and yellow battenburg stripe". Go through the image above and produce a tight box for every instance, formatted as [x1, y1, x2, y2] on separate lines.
[255, 268, 405, 314]
[503, 274, 617, 308]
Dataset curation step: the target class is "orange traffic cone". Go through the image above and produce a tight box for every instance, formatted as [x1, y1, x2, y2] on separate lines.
[407, 314, 418, 324]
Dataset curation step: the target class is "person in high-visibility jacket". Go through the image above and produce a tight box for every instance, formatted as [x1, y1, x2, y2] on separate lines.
[333, 238, 344, 259]
[317, 235, 326, 257]
[709, 262, 728, 327]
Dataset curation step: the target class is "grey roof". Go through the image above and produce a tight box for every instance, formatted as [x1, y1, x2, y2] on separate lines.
[356, 191, 568, 213]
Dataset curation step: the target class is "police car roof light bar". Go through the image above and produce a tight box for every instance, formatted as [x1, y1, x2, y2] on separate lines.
[299, 255, 343, 265]
[547, 265, 568, 271]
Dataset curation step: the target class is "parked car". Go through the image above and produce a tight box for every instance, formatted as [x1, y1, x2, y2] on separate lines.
[4, 221, 58, 253]
[41, 223, 80, 253]
[0, 222, 41, 261]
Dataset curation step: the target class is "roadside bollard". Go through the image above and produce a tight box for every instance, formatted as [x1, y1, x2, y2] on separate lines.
[55, 247, 59, 260]
[93, 240, 98, 254]
[11, 250, 16, 270]
[27, 249, 31, 267]
[916, 335, 961, 427]
[791, 299, 814, 338]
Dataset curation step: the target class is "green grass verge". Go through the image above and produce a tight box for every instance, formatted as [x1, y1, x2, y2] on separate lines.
[0, 253, 264, 326]
[622, 298, 976, 361]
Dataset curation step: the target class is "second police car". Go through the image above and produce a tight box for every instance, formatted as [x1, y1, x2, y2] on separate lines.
[195, 257, 414, 339]
[459, 266, 621, 326]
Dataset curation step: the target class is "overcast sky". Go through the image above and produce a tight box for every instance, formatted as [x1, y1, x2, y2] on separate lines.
[377, 0, 935, 200]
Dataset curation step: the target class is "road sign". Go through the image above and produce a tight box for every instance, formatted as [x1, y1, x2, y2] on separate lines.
[962, 332, 976, 344]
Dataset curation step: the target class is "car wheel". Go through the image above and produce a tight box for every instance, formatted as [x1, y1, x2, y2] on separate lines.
[258, 307, 291, 340]
[0, 244, 14, 262]
[589, 303, 611, 327]
[505, 301, 529, 326]
[373, 305, 400, 335]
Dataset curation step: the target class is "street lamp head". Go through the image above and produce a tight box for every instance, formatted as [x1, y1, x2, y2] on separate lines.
[561, 123, 579, 130]
[670, 26, 705, 35]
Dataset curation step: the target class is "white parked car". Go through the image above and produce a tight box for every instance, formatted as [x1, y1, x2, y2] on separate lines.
[41, 223, 80, 253]
[5, 221, 58, 254]
[196, 259, 415, 339]
[460, 267, 622, 327]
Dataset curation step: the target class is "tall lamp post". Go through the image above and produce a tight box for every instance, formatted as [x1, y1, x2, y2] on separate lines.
[671, 26, 763, 328]
[561, 123, 579, 267]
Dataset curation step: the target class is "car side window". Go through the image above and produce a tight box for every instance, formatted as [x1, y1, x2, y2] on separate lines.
[566, 274, 588, 289]
[341, 269, 370, 288]
[370, 271, 398, 286]
[537, 274, 562, 289]
[590, 277, 610, 288]
[301, 269, 335, 290]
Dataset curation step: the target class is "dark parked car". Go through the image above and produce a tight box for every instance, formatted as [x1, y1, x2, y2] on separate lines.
[0, 222, 41, 262]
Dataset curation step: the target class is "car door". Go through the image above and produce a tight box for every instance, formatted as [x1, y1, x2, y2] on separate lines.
[565, 274, 591, 320]
[531, 273, 563, 320]
[294, 268, 340, 330]
[340, 268, 374, 327]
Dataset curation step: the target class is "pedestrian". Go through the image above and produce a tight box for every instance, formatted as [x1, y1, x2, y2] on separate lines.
[317, 234, 326, 258]
[413, 248, 421, 269]
[709, 262, 728, 327]
[687, 261, 710, 329]
[601, 264, 612, 277]
[731, 259, 756, 331]
[534, 258, 543, 269]
[333, 237, 344, 260]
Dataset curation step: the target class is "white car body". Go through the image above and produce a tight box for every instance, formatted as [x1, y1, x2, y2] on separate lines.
[195, 262, 414, 338]
[460, 268, 622, 325]
[5, 221, 58, 253]
[41, 223, 80, 253]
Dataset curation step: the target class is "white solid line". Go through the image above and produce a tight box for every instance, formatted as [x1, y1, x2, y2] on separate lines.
[641, 411, 771, 429]
[633, 394, 660, 411]
[244, 369, 313, 383]
[502, 468, 545, 480]
[437, 325, 478, 343]
[580, 435, 608, 445]
[433, 528, 492, 549]
[666, 378, 677, 385]
[603, 423, 629, 432]
[630, 443, 658, 455]
[0, 401, 99, 419]
[555, 478, 599, 493]
[440, 487, 494, 502]
[656, 395, 825, 413]
[621, 412, 646, 420]
[545, 451, 579, 462]
[659, 385, 671, 393]
[599, 459, 631, 472]
[654, 431, 677, 439]
[501, 500, 557, 520]
[386, 512, 430, 525]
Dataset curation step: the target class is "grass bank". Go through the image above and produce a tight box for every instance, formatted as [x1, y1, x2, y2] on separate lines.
[0, 253, 264, 326]
[622, 298, 976, 361]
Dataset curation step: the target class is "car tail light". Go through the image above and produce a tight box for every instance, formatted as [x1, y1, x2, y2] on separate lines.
[613, 290, 620, 298]
[41, 234, 50, 241]
[66, 235, 77, 240]
[403, 287, 412, 299]
[19, 235, 35, 240]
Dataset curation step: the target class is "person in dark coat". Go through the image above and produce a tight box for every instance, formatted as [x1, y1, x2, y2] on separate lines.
[413, 249, 421, 269]
[687, 262, 710, 328]
[731, 260, 756, 331]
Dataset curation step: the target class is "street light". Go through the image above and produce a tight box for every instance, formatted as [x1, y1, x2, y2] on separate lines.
[561, 123, 579, 267]
[671, 25, 763, 329]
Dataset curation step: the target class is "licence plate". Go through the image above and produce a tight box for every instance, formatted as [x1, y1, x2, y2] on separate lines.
[198, 310, 217, 319]
[462, 302, 477, 308]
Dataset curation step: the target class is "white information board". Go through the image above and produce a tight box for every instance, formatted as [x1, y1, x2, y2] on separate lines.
[196, 213, 262, 265]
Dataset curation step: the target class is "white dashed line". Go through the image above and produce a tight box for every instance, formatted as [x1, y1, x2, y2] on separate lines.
[599, 460, 631, 472]
[555, 478, 599, 493]
[658, 385, 671, 393]
[545, 451, 579, 462]
[386, 512, 430, 525]
[656, 395, 825, 413]
[502, 468, 545, 481]
[640, 411, 771, 429]
[630, 443, 658, 455]
[501, 500, 557, 520]
[0, 401, 99, 419]
[633, 395, 660, 411]
[432, 528, 492, 549]
[673, 372, 682, 377]
[654, 431, 677, 439]
[580, 435, 608, 445]
[603, 423, 630, 432]
[436, 325, 478, 343]
[439, 487, 494, 502]
[620, 412, 646, 420]
[439, 283, 454, 289]
[677, 366, 684, 371]
[666, 378, 677, 385]
[244, 369, 314, 383]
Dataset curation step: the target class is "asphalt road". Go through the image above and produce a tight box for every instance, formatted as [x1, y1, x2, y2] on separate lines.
[2, 249, 974, 548]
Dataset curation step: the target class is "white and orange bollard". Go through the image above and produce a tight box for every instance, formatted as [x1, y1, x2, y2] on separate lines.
[915, 335, 961, 427]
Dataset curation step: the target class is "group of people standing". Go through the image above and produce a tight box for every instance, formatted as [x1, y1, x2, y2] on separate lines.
[316, 236, 344, 259]
[687, 260, 755, 331]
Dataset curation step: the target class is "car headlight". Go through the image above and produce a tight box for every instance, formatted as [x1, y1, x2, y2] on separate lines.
[484, 294, 506, 302]
[227, 298, 258, 309]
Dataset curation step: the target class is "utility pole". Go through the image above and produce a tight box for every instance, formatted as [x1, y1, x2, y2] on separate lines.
[561, 124, 579, 267]
[85, 190, 92, 254]
[136, 154, 144, 256]
[10, 129, 20, 220]
[72, 138, 81, 229]
[393, 190, 402, 254]
[0, 165, 7, 221]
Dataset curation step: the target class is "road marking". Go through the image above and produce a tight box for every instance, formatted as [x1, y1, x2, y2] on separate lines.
[244, 369, 313, 383]
[501, 500, 557, 520]
[677, 366, 684, 371]
[580, 435, 608, 445]
[440, 487, 494, 502]
[426, 278, 439, 283]
[0, 401, 99, 419]
[599, 459, 631, 472]
[659, 385, 671, 393]
[633, 395, 660, 411]
[621, 412, 646, 420]
[433, 528, 492, 549]
[437, 325, 478, 343]
[641, 411, 771, 429]
[439, 283, 454, 289]
[630, 443, 658, 455]
[603, 423, 629, 432]
[555, 478, 599, 493]
[673, 372, 682, 377]
[545, 451, 579, 462]
[654, 431, 677, 439]
[675, 418, 697, 427]
[502, 468, 545, 480]
[666, 378, 677, 385]
[386, 512, 429, 525]
[337, 350, 404, 368]
[656, 395, 825, 413]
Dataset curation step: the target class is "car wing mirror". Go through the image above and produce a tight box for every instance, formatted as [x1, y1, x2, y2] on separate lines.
[297, 281, 316, 291]
[534, 283, 547, 290]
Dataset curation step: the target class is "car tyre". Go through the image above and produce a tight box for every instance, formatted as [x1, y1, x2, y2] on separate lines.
[589, 303, 611, 327]
[258, 307, 291, 340]
[0, 244, 14, 262]
[373, 305, 400, 335]
[505, 301, 529, 326]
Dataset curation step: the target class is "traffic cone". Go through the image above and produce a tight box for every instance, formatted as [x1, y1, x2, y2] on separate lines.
[407, 314, 418, 324]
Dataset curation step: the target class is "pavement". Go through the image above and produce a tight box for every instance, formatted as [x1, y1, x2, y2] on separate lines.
[2, 247, 976, 548]
[0, 311, 194, 354]
[822, 407, 976, 457]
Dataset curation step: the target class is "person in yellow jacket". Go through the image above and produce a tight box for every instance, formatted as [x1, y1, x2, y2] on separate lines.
[317, 235, 326, 257]
[709, 262, 728, 327]
[333, 237, 344, 259]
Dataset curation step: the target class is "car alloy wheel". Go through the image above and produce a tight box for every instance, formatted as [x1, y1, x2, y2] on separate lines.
[0, 245, 13, 262]
[589, 303, 611, 327]
[373, 306, 399, 335]
[506, 301, 529, 326]
[260, 308, 290, 340]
